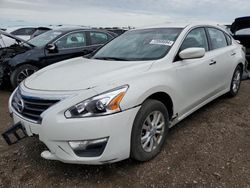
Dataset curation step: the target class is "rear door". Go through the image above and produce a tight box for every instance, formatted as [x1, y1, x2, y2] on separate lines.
[206, 27, 236, 90]
[44, 31, 89, 65]
[174, 27, 219, 115]
[87, 31, 113, 52]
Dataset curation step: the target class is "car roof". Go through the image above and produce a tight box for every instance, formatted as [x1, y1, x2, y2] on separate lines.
[51, 27, 88, 32]
[144, 22, 190, 29]
[51, 27, 117, 36]
[135, 22, 221, 30]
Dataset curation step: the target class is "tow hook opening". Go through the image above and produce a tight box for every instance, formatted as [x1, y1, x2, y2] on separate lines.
[1, 122, 28, 145]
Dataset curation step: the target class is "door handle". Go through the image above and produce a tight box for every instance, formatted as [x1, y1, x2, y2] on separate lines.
[231, 52, 236, 56]
[209, 60, 217, 65]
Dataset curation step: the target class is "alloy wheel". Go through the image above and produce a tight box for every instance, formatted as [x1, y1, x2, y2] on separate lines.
[232, 69, 241, 93]
[17, 69, 36, 84]
[141, 111, 165, 153]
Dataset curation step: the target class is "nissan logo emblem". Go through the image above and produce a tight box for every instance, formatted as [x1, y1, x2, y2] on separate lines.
[17, 98, 25, 113]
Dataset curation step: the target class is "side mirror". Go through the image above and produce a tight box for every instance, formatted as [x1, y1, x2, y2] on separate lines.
[179, 47, 205, 60]
[46, 43, 57, 52]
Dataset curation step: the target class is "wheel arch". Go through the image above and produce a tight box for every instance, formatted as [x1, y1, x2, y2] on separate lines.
[10, 62, 40, 70]
[142, 92, 174, 120]
[9, 63, 39, 88]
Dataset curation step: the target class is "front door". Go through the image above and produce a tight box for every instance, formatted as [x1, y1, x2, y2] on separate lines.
[174, 27, 218, 116]
[44, 31, 89, 65]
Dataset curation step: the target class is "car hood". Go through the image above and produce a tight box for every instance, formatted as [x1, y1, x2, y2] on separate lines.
[0, 30, 35, 47]
[24, 57, 153, 91]
[231, 17, 250, 34]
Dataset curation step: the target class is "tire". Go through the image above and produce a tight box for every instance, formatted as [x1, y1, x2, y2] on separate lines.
[10, 64, 38, 89]
[227, 65, 242, 97]
[130, 99, 169, 162]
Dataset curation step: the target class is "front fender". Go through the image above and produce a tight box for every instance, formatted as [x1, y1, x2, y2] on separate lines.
[118, 69, 179, 115]
[8, 48, 45, 69]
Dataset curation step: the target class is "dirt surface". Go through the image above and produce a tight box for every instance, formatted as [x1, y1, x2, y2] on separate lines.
[0, 81, 250, 188]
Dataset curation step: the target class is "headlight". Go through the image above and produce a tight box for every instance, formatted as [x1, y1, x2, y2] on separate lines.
[65, 85, 128, 118]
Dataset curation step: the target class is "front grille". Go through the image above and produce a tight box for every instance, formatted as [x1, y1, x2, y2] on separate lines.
[12, 89, 60, 122]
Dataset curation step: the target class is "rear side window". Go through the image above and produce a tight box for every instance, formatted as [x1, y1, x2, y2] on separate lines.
[207, 28, 228, 49]
[180, 28, 209, 51]
[11, 28, 36, 36]
[90, 32, 109, 45]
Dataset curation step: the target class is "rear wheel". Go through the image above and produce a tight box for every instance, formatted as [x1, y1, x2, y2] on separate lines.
[227, 65, 242, 97]
[131, 99, 169, 162]
[10, 64, 38, 89]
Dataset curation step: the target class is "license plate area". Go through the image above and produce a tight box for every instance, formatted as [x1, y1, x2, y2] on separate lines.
[2, 122, 28, 145]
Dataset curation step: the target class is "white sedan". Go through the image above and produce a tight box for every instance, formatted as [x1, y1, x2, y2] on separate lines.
[6, 23, 245, 164]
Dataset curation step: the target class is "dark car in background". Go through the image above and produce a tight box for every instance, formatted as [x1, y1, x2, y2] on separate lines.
[231, 17, 250, 70]
[0, 28, 117, 88]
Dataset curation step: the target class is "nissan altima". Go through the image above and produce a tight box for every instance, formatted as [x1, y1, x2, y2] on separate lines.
[3, 23, 246, 164]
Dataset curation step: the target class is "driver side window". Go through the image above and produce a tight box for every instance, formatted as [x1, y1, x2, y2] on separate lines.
[55, 32, 86, 49]
[180, 28, 209, 52]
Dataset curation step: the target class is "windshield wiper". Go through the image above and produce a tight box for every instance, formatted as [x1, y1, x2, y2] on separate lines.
[94, 57, 129, 61]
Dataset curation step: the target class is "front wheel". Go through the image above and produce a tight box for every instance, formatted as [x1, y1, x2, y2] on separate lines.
[130, 99, 169, 162]
[10, 64, 38, 89]
[227, 65, 242, 97]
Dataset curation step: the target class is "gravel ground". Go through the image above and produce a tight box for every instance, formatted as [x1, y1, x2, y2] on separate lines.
[0, 81, 250, 188]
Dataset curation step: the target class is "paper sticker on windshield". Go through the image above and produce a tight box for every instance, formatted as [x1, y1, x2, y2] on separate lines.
[149, 39, 174, 46]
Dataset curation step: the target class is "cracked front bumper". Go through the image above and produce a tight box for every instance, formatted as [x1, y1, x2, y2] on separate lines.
[11, 106, 140, 165]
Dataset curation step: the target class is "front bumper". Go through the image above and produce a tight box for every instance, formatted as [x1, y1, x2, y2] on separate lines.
[11, 106, 140, 165]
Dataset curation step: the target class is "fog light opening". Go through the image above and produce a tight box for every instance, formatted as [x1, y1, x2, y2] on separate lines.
[69, 137, 108, 157]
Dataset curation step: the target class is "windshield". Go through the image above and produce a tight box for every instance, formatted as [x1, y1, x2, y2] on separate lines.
[28, 30, 62, 47]
[93, 28, 182, 61]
